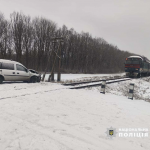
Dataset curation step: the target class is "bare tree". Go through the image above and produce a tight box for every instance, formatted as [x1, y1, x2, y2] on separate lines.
[0, 11, 132, 74]
[10, 12, 25, 63]
[23, 15, 33, 67]
[32, 17, 57, 70]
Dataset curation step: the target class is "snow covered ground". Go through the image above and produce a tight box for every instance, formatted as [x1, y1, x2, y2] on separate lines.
[0, 75, 150, 150]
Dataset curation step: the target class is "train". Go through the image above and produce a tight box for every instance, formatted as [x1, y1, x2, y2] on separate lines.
[125, 55, 150, 77]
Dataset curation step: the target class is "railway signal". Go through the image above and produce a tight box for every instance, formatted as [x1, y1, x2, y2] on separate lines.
[100, 80, 106, 94]
[128, 83, 134, 100]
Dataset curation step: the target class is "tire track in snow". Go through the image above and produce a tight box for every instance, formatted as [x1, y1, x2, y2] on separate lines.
[0, 111, 112, 150]
[0, 112, 74, 150]
[0, 87, 68, 101]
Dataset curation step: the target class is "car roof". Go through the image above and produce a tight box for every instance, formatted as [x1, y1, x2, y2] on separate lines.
[0, 59, 23, 66]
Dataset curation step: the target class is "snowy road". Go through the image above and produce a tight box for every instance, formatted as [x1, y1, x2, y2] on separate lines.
[0, 82, 150, 150]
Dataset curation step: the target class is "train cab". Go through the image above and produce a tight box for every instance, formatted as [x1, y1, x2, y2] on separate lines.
[125, 55, 150, 77]
[125, 56, 143, 77]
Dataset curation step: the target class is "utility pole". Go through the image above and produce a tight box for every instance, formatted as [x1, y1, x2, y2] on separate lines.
[47, 37, 63, 82]
[47, 40, 56, 82]
[51, 41, 56, 82]
[57, 40, 64, 82]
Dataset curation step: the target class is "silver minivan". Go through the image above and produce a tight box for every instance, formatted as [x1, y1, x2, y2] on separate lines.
[0, 59, 40, 84]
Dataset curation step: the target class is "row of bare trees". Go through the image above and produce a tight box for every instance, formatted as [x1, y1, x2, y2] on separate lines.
[0, 11, 132, 73]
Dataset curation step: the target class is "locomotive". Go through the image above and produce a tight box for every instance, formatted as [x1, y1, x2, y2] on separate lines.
[125, 55, 150, 77]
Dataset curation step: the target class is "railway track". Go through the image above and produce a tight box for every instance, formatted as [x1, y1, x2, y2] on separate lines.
[63, 77, 131, 89]
[63, 76, 127, 86]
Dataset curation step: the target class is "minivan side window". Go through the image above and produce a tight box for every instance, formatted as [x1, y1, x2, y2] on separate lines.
[16, 64, 27, 72]
[2, 63, 14, 70]
[0, 62, 2, 69]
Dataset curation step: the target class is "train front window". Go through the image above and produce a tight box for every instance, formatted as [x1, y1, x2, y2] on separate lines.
[126, 60, 132, 64]
[125, 58, 142, 64]
[132, 61, 141, 64]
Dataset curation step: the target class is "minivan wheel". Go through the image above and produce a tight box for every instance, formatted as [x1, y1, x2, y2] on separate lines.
[30, 76, 37, 83]
[0, 76, 3, 84]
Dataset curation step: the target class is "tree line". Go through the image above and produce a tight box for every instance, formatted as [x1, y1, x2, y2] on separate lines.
[0, 11, 132, 73]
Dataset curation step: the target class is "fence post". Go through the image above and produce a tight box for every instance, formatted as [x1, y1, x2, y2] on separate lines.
[100, 80, 106, 94]
[128, 83, 134, 100]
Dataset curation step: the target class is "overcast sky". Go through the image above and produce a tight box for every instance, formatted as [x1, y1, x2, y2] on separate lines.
[0, 0, 150, 58]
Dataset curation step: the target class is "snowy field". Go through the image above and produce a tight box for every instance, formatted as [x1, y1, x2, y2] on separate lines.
[0, 75, 150, 150]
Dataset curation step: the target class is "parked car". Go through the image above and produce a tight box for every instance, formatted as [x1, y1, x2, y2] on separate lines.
[0, 59, 40, 84]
